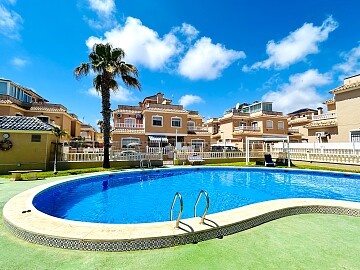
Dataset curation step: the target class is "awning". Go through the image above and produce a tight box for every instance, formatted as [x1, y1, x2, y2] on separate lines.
[149, 135, 168, 143]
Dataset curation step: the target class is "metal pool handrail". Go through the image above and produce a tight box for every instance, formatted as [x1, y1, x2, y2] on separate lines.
[194, 190, 210, 224]
[170, 192, 183, 228]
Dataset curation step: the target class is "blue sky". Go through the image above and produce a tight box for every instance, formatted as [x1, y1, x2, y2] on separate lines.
[1, 0, 360, 129]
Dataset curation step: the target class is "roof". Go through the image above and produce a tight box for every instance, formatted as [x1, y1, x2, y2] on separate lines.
[0, 116, 54, 131]
[323, 98, 335, 105]
[330, 81, 360, 94]
[287, 108, 318, 115]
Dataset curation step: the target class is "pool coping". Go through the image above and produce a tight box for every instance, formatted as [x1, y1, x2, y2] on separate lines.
[3, 167, 360, 251]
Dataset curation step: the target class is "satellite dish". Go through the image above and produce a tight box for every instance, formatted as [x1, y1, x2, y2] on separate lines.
[235, 103, 240, 110]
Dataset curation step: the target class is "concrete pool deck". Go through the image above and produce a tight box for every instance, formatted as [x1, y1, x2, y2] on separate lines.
[3, 168, 360, 251]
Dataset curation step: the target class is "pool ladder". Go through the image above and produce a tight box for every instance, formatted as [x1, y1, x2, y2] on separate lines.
[170, 192, 183, 228]
[170, 190, 210, 228]
[194, 190, 210, 224]
[140, 159, 152, 169]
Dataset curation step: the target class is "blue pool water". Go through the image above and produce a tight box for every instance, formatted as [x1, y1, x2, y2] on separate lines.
[33, 167, 360, 224]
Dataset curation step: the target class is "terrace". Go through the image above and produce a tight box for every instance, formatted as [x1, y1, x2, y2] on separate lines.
[1, 163, 360, 269]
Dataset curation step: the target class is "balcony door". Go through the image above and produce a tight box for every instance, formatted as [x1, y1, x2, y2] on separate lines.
[124, 118, 135, 128]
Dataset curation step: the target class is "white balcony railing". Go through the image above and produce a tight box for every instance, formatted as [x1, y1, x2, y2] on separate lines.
[114, 123, 144, 128]
[188, 126, 209, 132]
[233, 126, 261, 133]
[312, 112, 337, 121]
[288, 128, 299, 133]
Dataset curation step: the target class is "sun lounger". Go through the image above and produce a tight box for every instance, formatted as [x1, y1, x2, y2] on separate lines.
[264, 154, 276, 167]
[188, 154, 204, 165]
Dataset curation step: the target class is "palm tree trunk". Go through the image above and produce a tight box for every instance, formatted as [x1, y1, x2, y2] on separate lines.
[102, 87, 111, 168]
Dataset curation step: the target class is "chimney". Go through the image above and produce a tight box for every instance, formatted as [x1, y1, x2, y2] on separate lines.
[156, 93, 164, 104]
[317, 107, 323, 115]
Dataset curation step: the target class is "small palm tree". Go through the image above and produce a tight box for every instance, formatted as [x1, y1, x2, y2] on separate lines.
[53, 126, 67, 174]
[74, 43, 141, 168]
[97, 120, 104, 133]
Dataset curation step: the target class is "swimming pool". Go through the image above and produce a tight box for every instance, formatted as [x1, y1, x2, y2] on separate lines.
[4, 167, 360, 251]
[32, 167, 360, 224]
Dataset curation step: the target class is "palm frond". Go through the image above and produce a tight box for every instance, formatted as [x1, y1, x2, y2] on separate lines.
[74, 63, 90, 79]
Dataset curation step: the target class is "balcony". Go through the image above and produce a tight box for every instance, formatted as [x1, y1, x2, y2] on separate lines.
[288, 128, 300, 133]
[113, 123, 145, 133]
[288, 116, 312, 124]
[233, 126, 261, 133]
[312, 112, 337, 121]
[188, 126, 209, 132]
[305, 119, 337, 129]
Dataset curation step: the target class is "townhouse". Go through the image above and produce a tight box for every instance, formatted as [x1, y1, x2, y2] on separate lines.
[206, 101, 290, 149]
[290, 74, 360, 143]
[111, 93, 212, 155]
[0, 78, 82, 140]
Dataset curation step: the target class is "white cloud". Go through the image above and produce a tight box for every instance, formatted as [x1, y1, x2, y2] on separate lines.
[87, 0, 115, 16]
[86, 17, 181, 70]
[87, 86, 137, 102]
[173, 23, 199, 43]
[262, 69, 332, 113]
[243, 16, 338, 71]
[178, 94, 204, 107]
[81, 0, 117, 29]
[333, 44, 360, 79]
[0, 5, 22, 39]
[11, 57, 27, 67]
[178, 37, 246, 80]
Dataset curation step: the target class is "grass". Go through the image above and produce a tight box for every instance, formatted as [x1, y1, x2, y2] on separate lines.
[1, 163, 360, 269]
[1, 167, 126, 180]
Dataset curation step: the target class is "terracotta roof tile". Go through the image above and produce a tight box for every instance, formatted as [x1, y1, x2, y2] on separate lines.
[331, 81, 360, 93]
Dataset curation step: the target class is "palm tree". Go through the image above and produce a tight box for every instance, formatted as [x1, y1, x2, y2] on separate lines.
[53, 126, 67, 174]
[97, 120, 104, 133]
[74, 43, 141, 168]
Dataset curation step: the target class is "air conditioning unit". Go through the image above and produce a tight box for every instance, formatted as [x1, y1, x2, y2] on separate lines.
[116, 113, 122, 118]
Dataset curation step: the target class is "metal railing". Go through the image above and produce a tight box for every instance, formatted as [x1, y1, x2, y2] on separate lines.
[170, 192, 184, 228]
[194, 190, 210, 224]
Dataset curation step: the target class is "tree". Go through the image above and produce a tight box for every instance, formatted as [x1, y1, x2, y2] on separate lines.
[74, 43, 141, 168]
[97, 120, 104, 133]
[52, 126, 67, 174]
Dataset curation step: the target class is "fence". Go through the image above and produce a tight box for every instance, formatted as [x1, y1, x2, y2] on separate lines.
[62, 151, 162, 162]
[61, 142, 360, 166]
[272, 142, 360, 165]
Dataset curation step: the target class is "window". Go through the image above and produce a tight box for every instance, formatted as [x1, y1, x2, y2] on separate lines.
[152, 116, 163, 126]
[266, 120, 273, 129]
[121, 137, 140, 148]
[152, 116, 163, 127]
[31, 134, 41, 142]
[124, 118, 135, 128]
[37, 116, 49, 124]
[187, 121, 195, 131]
[171, 117, 181, 127]
[278, 121, 284, 129]
[191, 139, 204, 150]
[0, 81, 7, 94]
[350, 131, 360, 142]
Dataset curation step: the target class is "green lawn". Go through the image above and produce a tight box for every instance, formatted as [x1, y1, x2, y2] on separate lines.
[1, 167, 360, 270]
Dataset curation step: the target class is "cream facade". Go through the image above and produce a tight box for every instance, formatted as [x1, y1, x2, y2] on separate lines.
[287, 108, 319, 142]
[111, 93, 211, 154]
[0, 78, 82, 141]
[206, 101, 289, 149]
[299, 74, 360, 143]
